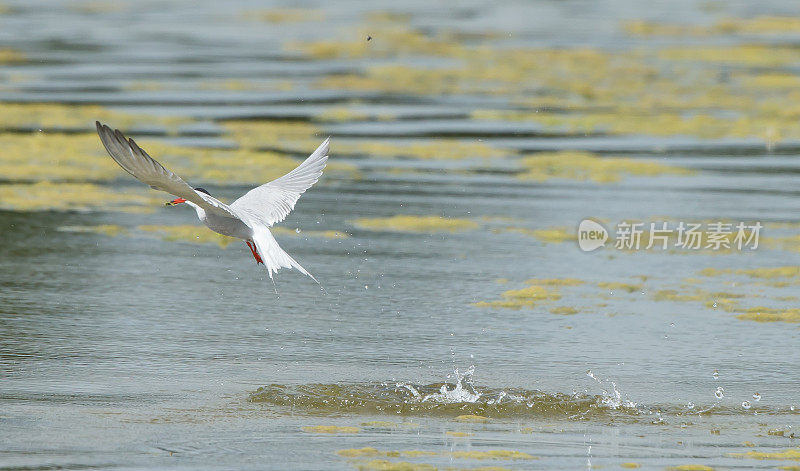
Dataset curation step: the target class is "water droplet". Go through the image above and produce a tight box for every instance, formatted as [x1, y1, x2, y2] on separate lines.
[670, 323, 675, 327]
[742, 401, 751, 409]
[687, 402, 695, 409]
[791, 406, 796, 411]
[715, 387, 724, 399]
[712, 369, 719, 380]
[295, 228, 301, 233]
[753, 392, 761, 401]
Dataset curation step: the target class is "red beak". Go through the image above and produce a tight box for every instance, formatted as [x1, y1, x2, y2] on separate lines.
[166, 198, 186, 206]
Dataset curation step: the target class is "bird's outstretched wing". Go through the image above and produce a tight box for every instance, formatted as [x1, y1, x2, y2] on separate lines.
[95, 121, 238, 219]
[230, 138, 329, 227]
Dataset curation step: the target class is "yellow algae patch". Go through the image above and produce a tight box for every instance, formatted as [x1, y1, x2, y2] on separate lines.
[726, 15, 800, 33]
[359, 421, 419, 429]
[360, 421, 398, 428]
[0, 103, 182, 130]
[736, 308, 800, 323]
[0, 127, 353, 187]
[449, 450, 537, 460]
[454, 415, 490, 423]
[219, 122, 366, 180]
[621, 464, 641, 469]
[200, 79, 258, 91]
[474, 285, 561, 310]
[652, 290, 705, 302]
[622, 20, 704, 36]
[137, 140, 305, 185]
[709, 291, 744, 299]
[0, 130, 345, 188]
[698, 268, 728, 277]
[57, 224, 126, 236]
[272, 227, 350, 239]
[316, 107, 371, 123]
[0, 48, 24, 63]
[494, 226, 574, 243]
[355, 460, 435, 471]
[0, 132, 124, 182]
[624, 16, 800, 37]
[504, 286, 562, 301]
[518, 151, 692, 183]
[666, 466, 715, 471]
[251, 8, 324, 23]
[731, 448, 800, 460]
[760, 235, 800, 254]
[0, 182, 157, 212]
[704, 298, 740, 312]
[647, 285, 800, 322]
[736, 267, 800, 279]
[525, 109, 800, 142]
[288, 24, 464, 60]
[222, 120, 321, 150]
[743, 73, 800, 90]
[340, 140, 514, 160]
[550, 306, 579, 315]
[70, 1, 124, 14]
[526, 278, 584, 286]
[138, 225, 235, 248]
[400, 451, 437, 458]
[446, 431, 473, 437]
[597, 282, 642, 293]
[302, 425, 360, 434]
[338, 448, 383, 458]
[530, 227, 573, 244]
[337, 448, 435, 459]
[352, 215, 478, 233]
[660, 45, 800, 67]
[780, 467, 800, 471]
[301, 33, 800, 144]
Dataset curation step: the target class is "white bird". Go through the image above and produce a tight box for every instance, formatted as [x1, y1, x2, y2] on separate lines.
[95, 121, 328, 281]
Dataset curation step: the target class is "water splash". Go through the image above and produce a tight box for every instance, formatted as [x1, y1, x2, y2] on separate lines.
[249, 369, 773, 421]
[250, 367, 642, 420]
[586, 370, 637, 410]
[420, 366, 482, 404]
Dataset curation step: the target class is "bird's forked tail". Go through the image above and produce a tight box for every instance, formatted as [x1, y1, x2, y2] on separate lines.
[251, 227, 317, 283]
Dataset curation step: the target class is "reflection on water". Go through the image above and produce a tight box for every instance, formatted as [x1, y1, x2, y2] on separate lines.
[2, 0, 800, 470]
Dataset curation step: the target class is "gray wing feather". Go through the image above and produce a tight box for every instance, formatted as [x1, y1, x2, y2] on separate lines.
[95, 122, 238, 219]
[230, 138, 329, 226]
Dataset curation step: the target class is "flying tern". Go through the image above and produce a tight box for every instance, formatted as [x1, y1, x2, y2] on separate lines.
[95, 121, 328, 281]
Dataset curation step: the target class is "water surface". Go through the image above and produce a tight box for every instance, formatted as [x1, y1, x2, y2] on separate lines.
[1, 1, 799, 470]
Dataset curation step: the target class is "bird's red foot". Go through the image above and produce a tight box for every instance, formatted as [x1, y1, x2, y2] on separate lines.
[245, 240, 264, 265]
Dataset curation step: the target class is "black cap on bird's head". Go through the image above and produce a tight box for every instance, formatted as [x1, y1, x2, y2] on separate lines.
[166, 187, 211, 206]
